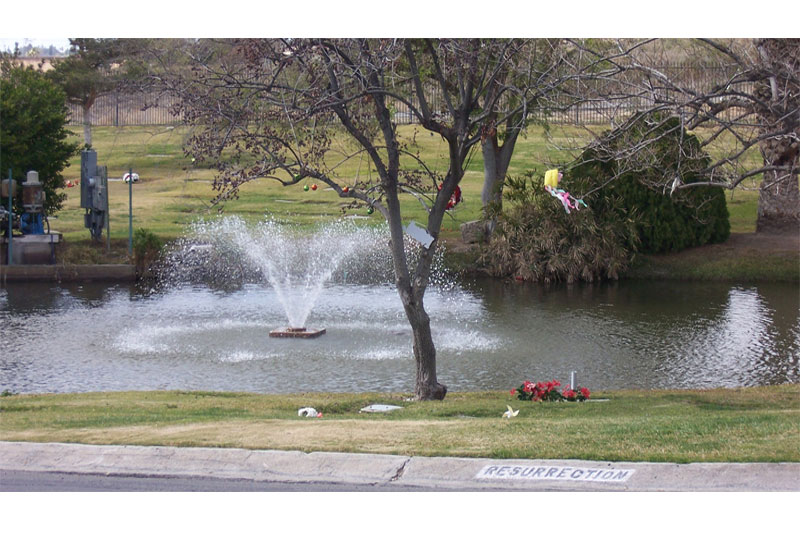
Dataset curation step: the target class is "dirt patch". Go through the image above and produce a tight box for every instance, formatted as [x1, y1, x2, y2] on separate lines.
[723, 232, 799, 253]
[649, 232, 799, 263]
[1, 419, 468, 454]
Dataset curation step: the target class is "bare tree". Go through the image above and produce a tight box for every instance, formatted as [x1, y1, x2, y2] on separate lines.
[476, 39, 653, 233]
[152, 38, 551, 400]
[566, 38, 799, 234]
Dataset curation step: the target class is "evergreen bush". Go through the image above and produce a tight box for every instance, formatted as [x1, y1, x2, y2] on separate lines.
[571, 114, 730, 254]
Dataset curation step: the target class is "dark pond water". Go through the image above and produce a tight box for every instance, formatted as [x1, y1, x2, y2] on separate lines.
[1, 278, 798, 394]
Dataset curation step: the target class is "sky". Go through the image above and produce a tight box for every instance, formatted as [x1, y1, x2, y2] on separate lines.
[0, 38, 71, 53]
[3, 0, 786, 46]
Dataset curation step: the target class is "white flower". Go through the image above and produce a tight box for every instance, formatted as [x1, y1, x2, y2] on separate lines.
[502, 405, 519, 418]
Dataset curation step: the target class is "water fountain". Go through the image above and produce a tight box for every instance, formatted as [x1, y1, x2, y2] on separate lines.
[269, 326, 326, 338]
[163, 217, 398, 339]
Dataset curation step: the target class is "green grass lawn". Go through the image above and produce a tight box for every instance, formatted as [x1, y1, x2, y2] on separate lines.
[52, 123, 764, 247]
[1, 385, 797, 462]
[54, 124, 491, 244]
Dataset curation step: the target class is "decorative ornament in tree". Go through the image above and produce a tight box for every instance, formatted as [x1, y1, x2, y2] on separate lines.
[543, 169, 587, 214]
[438, 184, 463, 210]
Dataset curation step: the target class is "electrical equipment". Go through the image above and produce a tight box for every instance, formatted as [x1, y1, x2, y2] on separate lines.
[80, 150, 108, 241]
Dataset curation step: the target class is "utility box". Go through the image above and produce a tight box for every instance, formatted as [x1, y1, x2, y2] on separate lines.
[92, 167, 108, 210]
[80, 150, 108, 241]
[20, 171, 46, 235]
[1, 178, 16, 198]
[80, 150, 97, 209]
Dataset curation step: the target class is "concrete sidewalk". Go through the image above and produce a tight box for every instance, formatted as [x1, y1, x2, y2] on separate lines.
[1, 441, 798, 491]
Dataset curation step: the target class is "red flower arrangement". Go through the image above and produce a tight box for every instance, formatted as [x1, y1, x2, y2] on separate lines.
[511, 380, 590, 402]
[563, 386, 591, 401]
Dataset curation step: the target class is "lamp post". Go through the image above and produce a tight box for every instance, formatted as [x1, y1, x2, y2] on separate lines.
[128, 166, 133, 256]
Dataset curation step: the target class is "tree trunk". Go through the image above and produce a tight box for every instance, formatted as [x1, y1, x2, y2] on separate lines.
[389, 227, 447, 401]
[481, 136, 503, 208]
[83, 102, 92, 147]
[383, 162, 447, 401]
[754, 39, 800, 235]
[481, 136, 503, 235]
[481, 124, 520, 235]
[403, 294, 447, 400]
[757, 146, 800, 234]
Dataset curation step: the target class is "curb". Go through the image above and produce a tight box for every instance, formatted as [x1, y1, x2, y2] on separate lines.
[2, 441, 798, 491]
[0, 264, 136, 283]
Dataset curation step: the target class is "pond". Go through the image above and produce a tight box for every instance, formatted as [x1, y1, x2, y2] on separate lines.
[1, 278, 798, 394]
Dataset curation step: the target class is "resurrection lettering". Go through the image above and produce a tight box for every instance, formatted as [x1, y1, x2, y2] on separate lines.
[476, 464, 635, 483]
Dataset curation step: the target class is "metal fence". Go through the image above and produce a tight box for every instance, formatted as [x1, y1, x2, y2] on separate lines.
[69, 64, 745, 128]
[68, 92, 181, 127]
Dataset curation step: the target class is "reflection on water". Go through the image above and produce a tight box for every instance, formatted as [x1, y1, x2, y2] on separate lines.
[0, 278, 798, 393]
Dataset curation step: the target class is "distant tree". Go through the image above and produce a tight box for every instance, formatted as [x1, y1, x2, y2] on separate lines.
[0, 58, 80, 215]
[477, 39, 549, 232]
[47, 38, 143, 146]
[572, 113, 730, 254]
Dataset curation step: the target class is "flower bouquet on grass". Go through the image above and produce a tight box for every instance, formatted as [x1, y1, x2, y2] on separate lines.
[511, 380, 590, 402]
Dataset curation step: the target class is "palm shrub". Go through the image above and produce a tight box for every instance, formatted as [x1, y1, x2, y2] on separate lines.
[481, 172, 638, 283]
[571, 113, 730, 254]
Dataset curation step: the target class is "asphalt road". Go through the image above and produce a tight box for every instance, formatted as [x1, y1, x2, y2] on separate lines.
[0, 469, 463, 492]
[0, 469, 493, 492]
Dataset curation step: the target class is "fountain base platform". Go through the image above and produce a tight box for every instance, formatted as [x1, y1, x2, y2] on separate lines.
[269, 327, 326, 339]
